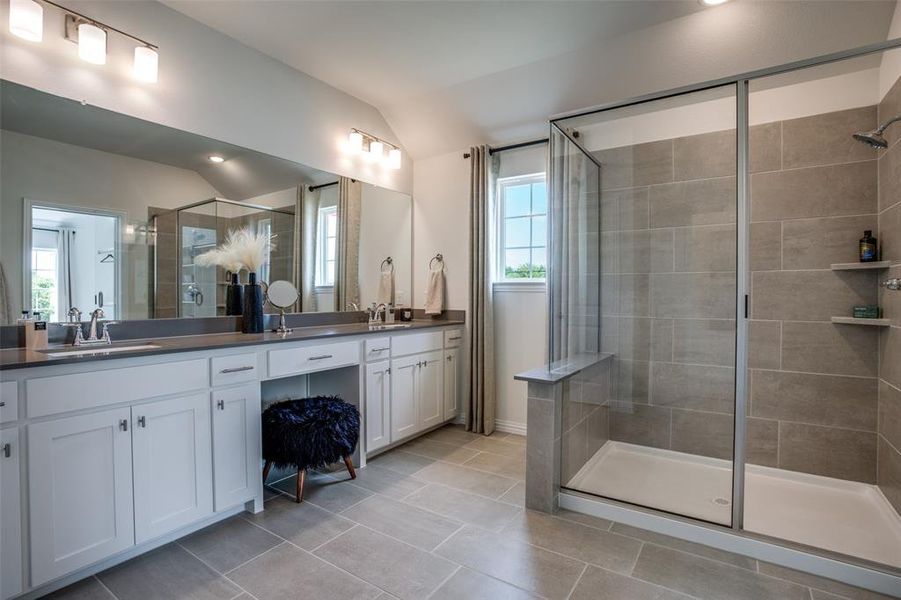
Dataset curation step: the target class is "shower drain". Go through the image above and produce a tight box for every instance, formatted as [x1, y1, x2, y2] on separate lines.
[712, 497, 731, 506]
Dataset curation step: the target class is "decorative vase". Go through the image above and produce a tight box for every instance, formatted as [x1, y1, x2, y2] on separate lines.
[242, 272, 264, 334]
[225, 272, 244, 316]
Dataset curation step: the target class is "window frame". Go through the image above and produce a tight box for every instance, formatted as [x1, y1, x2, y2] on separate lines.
[316, 205, 338, 288]
[495, 172, 548, 285]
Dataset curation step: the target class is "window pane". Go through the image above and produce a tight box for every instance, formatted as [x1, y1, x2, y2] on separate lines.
[35, 250, 56, 271]
[530, 247, 547, 278]
[505, 217, 531, 248]
[505, 184, 531, 217]
[326, 212, 337, 236]
[327, 238, 336, 261]
[531, 216, 547, 246]
[504, 248, 531, 279]
[531, 182, 547, 214]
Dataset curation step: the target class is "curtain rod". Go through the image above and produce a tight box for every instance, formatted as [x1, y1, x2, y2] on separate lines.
[309, 178, 356, 192]
[463, 138, 548, 159]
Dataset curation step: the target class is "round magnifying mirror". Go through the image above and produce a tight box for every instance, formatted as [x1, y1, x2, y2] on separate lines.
[266, 280, 299, 334]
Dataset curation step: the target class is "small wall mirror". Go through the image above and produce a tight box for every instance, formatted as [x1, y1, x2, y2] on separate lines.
[266, 280, 299, 334]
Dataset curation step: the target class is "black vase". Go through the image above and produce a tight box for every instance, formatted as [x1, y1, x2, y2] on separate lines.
[225, 272, 244, 316]
[242, 272, 264, 334]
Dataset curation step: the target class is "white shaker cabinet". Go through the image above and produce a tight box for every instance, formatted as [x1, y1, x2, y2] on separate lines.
[390, 355, 419, 440]
[211, 384, 262, 511]
[443, 346, 462, 421]
[132, 394, 213, 543]
[28, 408, 135, 586]
[418, 351, 444, 431]
[1, 428, 21, 600]
[365, 361, 392, 452]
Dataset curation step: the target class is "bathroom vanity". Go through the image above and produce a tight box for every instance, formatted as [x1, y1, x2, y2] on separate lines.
[0, 320, 463, 599]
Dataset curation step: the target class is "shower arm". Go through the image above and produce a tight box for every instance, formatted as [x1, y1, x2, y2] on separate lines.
[875, 114, 901, 134]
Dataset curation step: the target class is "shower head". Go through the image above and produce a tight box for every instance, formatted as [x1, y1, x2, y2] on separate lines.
[853, 114, 901, 149]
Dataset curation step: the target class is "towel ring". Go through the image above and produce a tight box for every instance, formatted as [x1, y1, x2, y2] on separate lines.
[380, 257, 394, 273]
[429, 253, 444, 270]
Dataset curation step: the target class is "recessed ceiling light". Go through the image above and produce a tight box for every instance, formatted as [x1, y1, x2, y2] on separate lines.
[208, 155, 225, 163]
[699, 0, 731, 5]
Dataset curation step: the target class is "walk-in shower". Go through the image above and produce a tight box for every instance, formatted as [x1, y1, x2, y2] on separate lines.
[544, 39, 901, 594]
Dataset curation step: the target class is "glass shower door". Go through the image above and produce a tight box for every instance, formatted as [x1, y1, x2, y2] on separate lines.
[555, 85, 739, 527]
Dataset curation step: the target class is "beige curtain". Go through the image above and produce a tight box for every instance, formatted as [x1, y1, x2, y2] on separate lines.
[466, 146, 498, 434]
[299, 186, 318, 312]
[335, 177, 362, 312]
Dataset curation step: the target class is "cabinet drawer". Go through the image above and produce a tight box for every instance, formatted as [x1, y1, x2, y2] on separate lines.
[0, 381, 17, 423]
[27, 359, 209, 418]
[211, 353, 259, 387]
[391, 331, 442, 357]
[268, 341, 359, 378]
[364, 337, 391, 362]
[444, 329, 463, 349]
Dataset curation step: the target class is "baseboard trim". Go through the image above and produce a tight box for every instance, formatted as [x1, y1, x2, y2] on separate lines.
[494, 419, 527, 436]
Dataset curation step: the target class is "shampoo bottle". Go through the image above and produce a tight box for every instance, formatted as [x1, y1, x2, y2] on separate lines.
[860, 230, 877, 262]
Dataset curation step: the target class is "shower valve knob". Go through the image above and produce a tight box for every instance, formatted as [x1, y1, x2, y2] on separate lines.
[881, 278, 901, 291]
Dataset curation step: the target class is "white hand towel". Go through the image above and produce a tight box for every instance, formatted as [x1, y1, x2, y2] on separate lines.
[377, 270, 395, 305]
[424, 268, 445, 315]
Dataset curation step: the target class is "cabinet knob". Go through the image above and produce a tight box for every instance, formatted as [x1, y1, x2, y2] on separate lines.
[119, 419, 128, 431]
[217, 399, 225, 410]
[2, 443, 10, 458]
[0, 401, 5, 407]
[447, 356, 452, 361]
[137, 416, 146, 428]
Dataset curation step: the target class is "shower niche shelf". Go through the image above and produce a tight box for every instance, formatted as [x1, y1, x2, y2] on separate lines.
[830, 261, 890, 270]
[831, 316, 890, 327]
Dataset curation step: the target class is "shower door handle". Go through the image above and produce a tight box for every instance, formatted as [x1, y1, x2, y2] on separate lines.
[881, 278, 901, 291]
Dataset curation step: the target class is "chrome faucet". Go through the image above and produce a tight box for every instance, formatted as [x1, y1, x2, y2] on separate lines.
[367, 303, 387, 325]
[74, 308, 115, 346]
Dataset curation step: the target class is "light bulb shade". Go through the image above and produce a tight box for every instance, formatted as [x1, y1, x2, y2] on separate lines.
[133, 46, 158, 83]
[348, 131, 363, 153]
[387, 148, 402, 170]
[78, 23, 107, 65]
[9, 0, 42, 42]
[368, 140, 384, 160]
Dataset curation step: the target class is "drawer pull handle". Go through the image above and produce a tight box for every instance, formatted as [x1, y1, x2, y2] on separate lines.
[2, 443, 10, 458]
[119, 419, 128, 431]
[308, 354, 334, 361]
[447, 356, 452, 361]
[448, 336, 461, 341]
[0, 401, 5, 407]
[370, 347, 390, 353]
[217, 400, 225, 410]
[137, 416, 146, 428]
[221, 365, 254, 374]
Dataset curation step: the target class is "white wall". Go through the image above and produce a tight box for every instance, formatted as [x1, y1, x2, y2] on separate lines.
[0, 0, 411, 193]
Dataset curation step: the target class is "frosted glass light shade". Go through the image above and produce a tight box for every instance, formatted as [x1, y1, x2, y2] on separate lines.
[9, 0, 42, 42]
[133, 46, 158, 83]
[387, 148, 402, 170]
[348, 131, 363, 153]
[78, 23, 106, 65]
[368, 140, 384, 160]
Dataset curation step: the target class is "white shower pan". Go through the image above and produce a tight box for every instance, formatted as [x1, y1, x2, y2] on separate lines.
[566, 441, 901, 569]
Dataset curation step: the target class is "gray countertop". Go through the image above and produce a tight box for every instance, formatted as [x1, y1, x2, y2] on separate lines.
[0, 319, 464, 371]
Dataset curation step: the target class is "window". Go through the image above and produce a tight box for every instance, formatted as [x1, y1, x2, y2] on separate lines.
[498, 173, 547, 280]
[316, 205, 338, 286]
[31, 247, 58, 321]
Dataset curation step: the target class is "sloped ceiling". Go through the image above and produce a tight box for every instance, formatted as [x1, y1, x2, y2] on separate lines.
[164, 0, 896, 159]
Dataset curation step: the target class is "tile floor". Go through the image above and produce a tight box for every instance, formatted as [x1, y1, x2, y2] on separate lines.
[44, 425, 894, 600]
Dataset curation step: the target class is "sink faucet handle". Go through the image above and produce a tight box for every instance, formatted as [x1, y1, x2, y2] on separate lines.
[67, 307, 82, 323]
[100, 321, 118, 343]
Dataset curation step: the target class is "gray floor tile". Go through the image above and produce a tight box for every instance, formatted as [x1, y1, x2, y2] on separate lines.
[570, 565, 693, 600]
[462, 452, 526, 480]
[498, 481, 526, 507]
[434, 526, 586, 600]
[462, 437, 527, 458]
[314, 526, 457, 600]
[273, 471, 374, 512]
[414, 461, 518, 498]
[757, 562, 897, 600]
[610, 523, 757, 571]
[247, 495, 355, 550]
[179, 516, 281, 573]
[369, 449, 436, 475]
[344, 464, 427, 499]
[97, 543, 239, 600]
[502, 433, 527, 446]
[403, 483, 522, 531]
[555, 509, 613, 531]
[42, 577, 115, 600]
[341, 495, 462, 551]
[631, 544, 809, 600]
[228, 542, 380, 600]
[430, 567, 540, 599]
[502, 511, 642, 574]
[422, 425, 483, 445]
[399, 438, 481, 464]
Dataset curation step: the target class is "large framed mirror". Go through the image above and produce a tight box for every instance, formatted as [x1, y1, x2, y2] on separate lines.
[0, 80, 412, 322]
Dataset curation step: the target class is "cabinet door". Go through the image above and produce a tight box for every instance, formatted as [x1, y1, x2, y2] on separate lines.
[390, 355, 419, 441]
[133, 394, 212, 543]
[418, 350, 444, 431]
[212, 384, 262, 511]
[1, 428, 22, 600]
[365, 361, 392, 452]
[443, 347, 462, 421]
[29, 408, 134, 586]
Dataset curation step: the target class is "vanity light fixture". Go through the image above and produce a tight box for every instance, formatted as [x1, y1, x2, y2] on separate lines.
[9, 0, 43, 42]
[208, 155, 225, 163]
[347, 129, 402, 170]
[77, 22, 106, 65]
[698, 0, 731, 5]
[133, 46, 159, 83]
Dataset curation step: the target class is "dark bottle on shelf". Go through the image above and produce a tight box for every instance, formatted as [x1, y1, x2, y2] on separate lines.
[859, 230, 877, 262]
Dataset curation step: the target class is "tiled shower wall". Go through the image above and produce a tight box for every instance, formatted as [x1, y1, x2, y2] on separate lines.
[585, 105, 883, 484]
[878, 75, 901, 514]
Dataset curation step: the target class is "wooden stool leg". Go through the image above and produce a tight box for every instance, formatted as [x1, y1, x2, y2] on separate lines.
[343, 455, 357, 480]
[262, 461, 272, 484]
[295, 468, 306, 503]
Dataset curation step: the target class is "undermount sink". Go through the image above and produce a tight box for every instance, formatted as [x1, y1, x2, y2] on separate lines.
[40, 344, 161, 358]
[368, 323, 412, 331]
